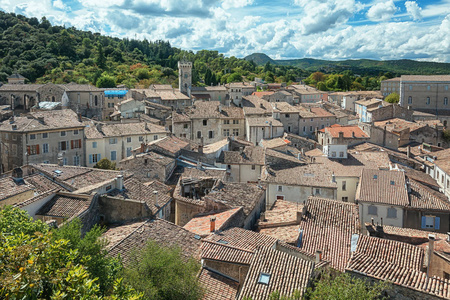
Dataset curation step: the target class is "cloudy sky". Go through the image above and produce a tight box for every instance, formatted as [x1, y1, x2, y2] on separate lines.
[1, 0, 449, 62]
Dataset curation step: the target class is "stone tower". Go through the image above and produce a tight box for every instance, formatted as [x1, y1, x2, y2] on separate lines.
[178, 58, 192, 95]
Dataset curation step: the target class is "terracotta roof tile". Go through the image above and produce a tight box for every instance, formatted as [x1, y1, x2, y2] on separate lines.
[0, 177, 33, 202]
[205, 227, 278, 251]
[183, 208, 243, 236]
[219, 146, 265, 165]
[198, 268, 239, 300]
[357, 169, 409, 206]
[201, 240, 254, 265]
[36, 192, 93, 219]
[408, 179, 450, 211]
[108, 219, 202, 263]
[321, 124, 368, 138]
[237, 247, 314, 300]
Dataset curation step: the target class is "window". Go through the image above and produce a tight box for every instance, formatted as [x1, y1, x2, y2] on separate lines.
[445, 97, 448, 105]
[227, 164, 231, 170]
[223, 120, 230, 125]
[309, 126, 313, 132]
[427, 85, 431, 91]
[331, 151, 336, 157]
[111, 151, 117, 161]
[42, 132, 48, 139]
[92, 142, 97, 148]
[387, 207, 397, 218]
[59, 141, 68, 151]
[139, 136, 144, 142]
[251, 165, 256, 170]
[408, 96, 412, 104]
[73, 156, 80, 166]
[73, 129, 79, 135]
[339, 152, 344, 158]
[153, 135, 158, 141]
[203, 120, 208, 126]
[258, 273, 271, 285]
[426, 97, 430, 105]
[109, 138, 117, 144]
[342, 197, 348, 202]
[63, 157, 67, 165]
[223, 129, 230, 136]
[94, 95, 98, 106]
[390, 180, 395, 185]
[233, 120, 239, 124]
[43, 143, 49, 153]
[409, 85, 413, 90]
[27, 145, 40, 155]
[444, 272, 450, 280]
[368, 205, 377, 215]
[61, 131, 66, 137]
[184, 123, 189, 129]
[285, 114, 290, 118]
[233, 129, 239, 136]
[208, 131, 214, 139]
[342, 181, 346, 191]
[373, 175, 378, 179]
[43, 160, 49, 164]
[127, 137, 131, 143]
[303, 126, 306, 132]
[422, 216, 440, 230]
[446, 85, 449, 91]
[315, 188, 320, 195]
[197, 131, 201, 138]
[277, 185, 283, 192]
[126, 147, 132, 157]
[30, 134, 36, 140]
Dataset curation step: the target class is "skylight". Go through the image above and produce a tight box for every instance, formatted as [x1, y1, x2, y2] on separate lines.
[373, 175, 377, 179]
[194, 235, 201, 240]
[258, 273, 271, 285]
[217, 239, 229, 245]
[390, 181, 395, 185]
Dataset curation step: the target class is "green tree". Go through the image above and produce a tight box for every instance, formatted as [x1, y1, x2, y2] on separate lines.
[227, 72, 243, 83]
[123, 240, 203, 300]
[0, 206, 141, 300]
[95, 43, 107, 69]
[306, 272, 388, 300]
[93, 157, 117, 170]
[385, 92, 399, 104]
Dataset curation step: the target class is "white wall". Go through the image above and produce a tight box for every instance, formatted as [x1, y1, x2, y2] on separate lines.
[359, 202, 403, 228]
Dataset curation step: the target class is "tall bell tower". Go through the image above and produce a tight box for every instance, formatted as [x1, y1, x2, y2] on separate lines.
[178, 58, 192, 95]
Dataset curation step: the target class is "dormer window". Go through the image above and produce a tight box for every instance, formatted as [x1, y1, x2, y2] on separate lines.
[373, 175, 378, 179]
[390, 181, 395, 185]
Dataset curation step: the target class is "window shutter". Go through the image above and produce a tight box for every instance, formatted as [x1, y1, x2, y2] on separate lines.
[36, 145, 39, 155]
[421, 216, 427, 229]
[79, 139, 82, 148]
[98, 154, 101, 160]
[27, 146, 31, 155]
[435, 217, 440, 230]
[71, 140, 74, 149]
[89, 155, 93, 164]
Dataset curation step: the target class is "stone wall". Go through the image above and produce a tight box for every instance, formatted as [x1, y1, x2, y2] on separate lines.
[203, 259, 249, 284]
[98, 195, 151, 224]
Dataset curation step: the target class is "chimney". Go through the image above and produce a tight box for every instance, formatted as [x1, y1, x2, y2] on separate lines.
[218, 104, 222, 113]
[331, 172, 336, 183]
[407, 145, 411, 158]
[296, 210, 303, 223]
[427, 234, 436, 276]
[315, 250, 322, 263]
[77, 113, 82, 122]
[210, 217, 216, 232]
[352, 131, 356, 138]
[140, 143, 145, 153]
[260, 103, 264, 109]
[198, 144, 203, 154]
[116, 175, 124, 190]
[153, 190, 160, 208]
[301, 148, 305, 156]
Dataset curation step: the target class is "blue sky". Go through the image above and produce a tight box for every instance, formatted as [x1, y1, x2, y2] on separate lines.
[1, 0, 449, 62]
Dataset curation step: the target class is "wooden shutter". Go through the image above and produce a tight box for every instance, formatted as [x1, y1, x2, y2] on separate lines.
[36, 145, 40, 155]
[78, 139, 82, 149]
[27, 146, 31, 155]
[71, 140, 74, 149]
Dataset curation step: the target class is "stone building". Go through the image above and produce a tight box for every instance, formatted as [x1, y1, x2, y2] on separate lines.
[0, 110, 86, 172]
[298, 106, 336, 139]
[118, 151, 176, 183]
[226, 82, 256, 107]
[84, 121, 170, 168]
[317, 124, 369, 147]
[380, 77, 401, 97]
[178, 59, 192, 95]
[171, 101, 244, 145]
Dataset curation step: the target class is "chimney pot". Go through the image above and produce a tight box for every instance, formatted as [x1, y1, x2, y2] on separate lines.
[153, 190, 159, 208]
[210, 217, 216, 232]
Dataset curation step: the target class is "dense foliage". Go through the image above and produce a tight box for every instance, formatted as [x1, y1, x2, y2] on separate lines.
[385, 92, 400, 103]
[305, 272, 388, 300]
[93, 158, 117, 170]
[0, 206, 141, 299]
[123, 240, 203, 300]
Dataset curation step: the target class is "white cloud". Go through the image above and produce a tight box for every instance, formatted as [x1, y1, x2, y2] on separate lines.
[52, 0, 65, 10]
[222, 0, 253, 10]
[367, 0, 397, 22]
[295, 0, 359, 35]
[405, 1, 422, 21]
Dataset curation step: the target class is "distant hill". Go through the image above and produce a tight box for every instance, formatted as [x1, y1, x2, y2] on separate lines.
[245, 53, 450, 76]
[244, 53, 276, 65]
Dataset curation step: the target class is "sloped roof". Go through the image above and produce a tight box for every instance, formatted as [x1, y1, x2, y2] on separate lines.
[183, 208, 243, 237]
[320, 124, 369, 139]
[198, 268, 239, 300]
[36, 192, 92, 219]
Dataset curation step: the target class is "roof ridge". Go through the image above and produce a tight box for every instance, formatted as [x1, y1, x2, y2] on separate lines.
[201, 240, 256, 254]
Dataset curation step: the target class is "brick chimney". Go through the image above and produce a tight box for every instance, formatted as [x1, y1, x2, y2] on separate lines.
[210, 217, 216, 232]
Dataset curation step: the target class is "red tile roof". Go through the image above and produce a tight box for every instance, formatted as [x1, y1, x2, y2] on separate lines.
[321, 125, 369, 138]
[252, 91, 274, 98]
[183, 208, 243, 237]
[201, 240, 254, 265]
[198, 268, 239, 300]
[205, 227, 278, 252]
